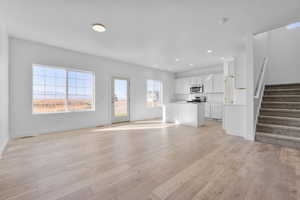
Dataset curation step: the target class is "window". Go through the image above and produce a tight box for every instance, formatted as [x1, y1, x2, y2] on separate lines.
[286, 21, 300, 30]
[147, 80, 162, 107]
[32, 65, 94, 114]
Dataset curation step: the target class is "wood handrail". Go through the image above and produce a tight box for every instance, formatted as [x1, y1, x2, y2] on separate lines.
[254, 58, 268, 99]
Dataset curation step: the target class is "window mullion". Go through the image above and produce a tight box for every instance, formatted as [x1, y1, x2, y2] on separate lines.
[66, 70, 69, 112]
[152, 81, 154, 107]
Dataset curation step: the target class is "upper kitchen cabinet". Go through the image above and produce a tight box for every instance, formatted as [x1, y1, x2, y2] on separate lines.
[175, 74, 223, 95]
[204, 74, 224, 94]
[204, 75, 213, 93]
[213, 74, 224, 93]
[192, 76, 202, 85]
[175, 76, 202, 94]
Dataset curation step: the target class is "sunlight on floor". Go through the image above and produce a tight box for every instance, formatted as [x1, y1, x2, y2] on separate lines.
[91, 121, 176, 132]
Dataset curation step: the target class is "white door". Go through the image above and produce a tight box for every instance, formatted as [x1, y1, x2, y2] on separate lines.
[111, 77, 130, 123]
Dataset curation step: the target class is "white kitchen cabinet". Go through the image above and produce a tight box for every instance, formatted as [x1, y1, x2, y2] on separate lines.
[184, 78, 191, 94]
[205, 103, 223, 120]
[193, 77, 200, 85]
[163, 102, 205, 128]
[213, 74, 224, 93]
[204, 74, 224, 93]
[175, 74, 223, 95]
[175, 76, 203, 94]
[210, 104, 223, 119]
[205, 103, 211, 118]
[204, 75, 213, 93]
[190, 76, 202, 85]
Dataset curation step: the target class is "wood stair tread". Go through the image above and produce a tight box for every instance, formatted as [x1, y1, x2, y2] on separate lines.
[259, 115, 300, 121]
[266, 83, 300, 86]
[263, 95, 300, 97]
[265, 83, 300, 88]
[265, 88, 300, 91]
[262, 101, 300, 104]
[260, 108, 300, 112]
[257, 123, 300, 131]
[256, 132, 300, 142]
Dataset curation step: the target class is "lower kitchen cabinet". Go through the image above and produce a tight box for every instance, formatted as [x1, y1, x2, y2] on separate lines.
[205, 103, 223, 120]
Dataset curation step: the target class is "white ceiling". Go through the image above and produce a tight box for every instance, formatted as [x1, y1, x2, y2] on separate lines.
[1, 0, 300, 72]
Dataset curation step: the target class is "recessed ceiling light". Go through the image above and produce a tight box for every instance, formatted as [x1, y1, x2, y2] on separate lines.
[219, 17, 229, 25]
[189, 64, 194, 66]
[175, 58, 180, 62]
[207, 50, 213, 53]
[92, 24, 106, 32]
[286, 22, 300, 30]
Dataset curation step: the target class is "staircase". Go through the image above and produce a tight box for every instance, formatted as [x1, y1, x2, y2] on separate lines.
[256, 83, 300, 149]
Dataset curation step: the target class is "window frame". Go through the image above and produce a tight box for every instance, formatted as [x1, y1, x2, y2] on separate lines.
[146, 79, 163, 108]
[32, 64, 95, 115]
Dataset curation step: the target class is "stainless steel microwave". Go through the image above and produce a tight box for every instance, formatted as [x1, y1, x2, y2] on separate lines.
[190, 85, 204, 93]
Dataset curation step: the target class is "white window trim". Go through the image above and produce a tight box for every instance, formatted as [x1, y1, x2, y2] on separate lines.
[146, 79, 163, 108]
[32, 64, 96, 115]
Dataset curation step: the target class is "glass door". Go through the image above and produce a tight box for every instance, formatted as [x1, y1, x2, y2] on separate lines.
[111, 77, 130, 123]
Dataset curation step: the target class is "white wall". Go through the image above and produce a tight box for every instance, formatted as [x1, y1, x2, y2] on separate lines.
[266, 26, 300, 84]
[0, 25, 9, 156]
[253, 32, 269, 89]
[10, 38, 175, 138]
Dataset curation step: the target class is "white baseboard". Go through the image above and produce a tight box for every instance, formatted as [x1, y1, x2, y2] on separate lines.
[244, 134, 255, 141]
[0, 137, 9, 159]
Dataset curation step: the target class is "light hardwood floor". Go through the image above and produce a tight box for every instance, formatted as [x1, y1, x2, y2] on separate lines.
[0, 120, 299, 200]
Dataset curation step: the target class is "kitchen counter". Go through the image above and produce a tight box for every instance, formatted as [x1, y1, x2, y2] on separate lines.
[162, 102, 205, 128]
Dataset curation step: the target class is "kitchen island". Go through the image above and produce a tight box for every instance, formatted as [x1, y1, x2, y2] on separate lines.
[163, 102, 205, 128]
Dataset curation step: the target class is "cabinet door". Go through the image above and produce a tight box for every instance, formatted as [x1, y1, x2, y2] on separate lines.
[195, 76, 202, 85]
[210, 104, 223, 119]
[210, 104, 216, 119]
[215, 104, 223, 119]
[205, 103, 211, 118]
[204, 75, 213, 93]
[184, 77, 193, 94]
[213, 74, 224, 93]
